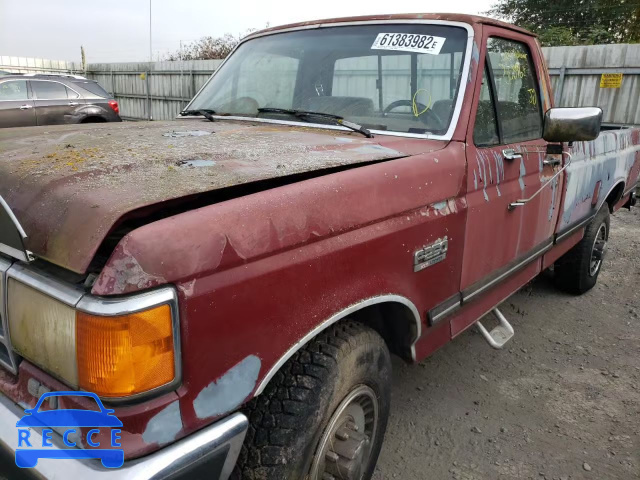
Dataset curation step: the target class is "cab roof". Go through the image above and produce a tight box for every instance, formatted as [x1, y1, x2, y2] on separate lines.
[249, 13, 535, 39]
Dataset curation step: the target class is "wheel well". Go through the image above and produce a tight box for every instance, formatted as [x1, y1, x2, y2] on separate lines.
[254, 298, 421, 396]
[349, 301, 419, 362]
[81, 116, 107, 123]
[604, 182, 625, 212]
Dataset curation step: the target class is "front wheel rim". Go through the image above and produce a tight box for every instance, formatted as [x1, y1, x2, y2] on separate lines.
[309, 385, 379, 480]
[589, 222, 607, 277]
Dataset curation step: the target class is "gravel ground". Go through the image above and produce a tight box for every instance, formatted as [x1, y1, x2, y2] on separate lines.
[373, 206, 640, 480]
[1, 207, 638, 480]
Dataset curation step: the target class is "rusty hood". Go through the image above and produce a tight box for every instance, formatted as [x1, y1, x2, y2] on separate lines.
[0, 119, 430, 273]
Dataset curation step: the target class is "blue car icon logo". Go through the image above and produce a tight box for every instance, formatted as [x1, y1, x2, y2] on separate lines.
[15, 391, 124, 469]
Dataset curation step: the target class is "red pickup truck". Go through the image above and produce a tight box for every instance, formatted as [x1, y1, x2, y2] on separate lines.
[1, 13, 639, 480]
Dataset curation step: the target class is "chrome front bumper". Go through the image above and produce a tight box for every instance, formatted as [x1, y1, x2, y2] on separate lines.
[0, 393, 247, 479]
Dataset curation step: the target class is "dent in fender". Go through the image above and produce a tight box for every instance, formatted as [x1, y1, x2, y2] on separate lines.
[193, 355, 261, 419]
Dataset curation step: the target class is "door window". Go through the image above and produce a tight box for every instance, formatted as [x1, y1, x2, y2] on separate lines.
[473, 67, 500, 146]
[31, 81, 70, 100]
[486, 37, 542, 144]
[0, 80, 29, 101]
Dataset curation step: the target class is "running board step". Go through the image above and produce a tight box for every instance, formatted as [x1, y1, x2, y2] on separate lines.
[476, 308, 514, 349]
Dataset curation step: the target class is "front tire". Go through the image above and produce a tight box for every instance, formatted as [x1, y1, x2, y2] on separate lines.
[234, 320, 391, 480]
[555, 205, 610, 294]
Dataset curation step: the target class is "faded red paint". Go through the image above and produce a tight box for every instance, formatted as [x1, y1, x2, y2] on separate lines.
[0, 121, 414, 273]
[1, 14, 639, 464]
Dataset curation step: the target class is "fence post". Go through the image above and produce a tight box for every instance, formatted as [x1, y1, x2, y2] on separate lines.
[146, 70, 152, 121]
[554, 65, 566, 106]
[190, 70, 195, 99]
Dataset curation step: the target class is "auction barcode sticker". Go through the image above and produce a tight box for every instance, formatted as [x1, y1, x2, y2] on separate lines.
[371, 33, 446, 55]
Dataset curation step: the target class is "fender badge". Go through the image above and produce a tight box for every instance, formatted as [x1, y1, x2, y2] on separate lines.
[414, 236, 448, 272]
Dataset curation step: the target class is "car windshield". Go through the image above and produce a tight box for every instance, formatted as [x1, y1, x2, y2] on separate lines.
[188, 24, 469, 136]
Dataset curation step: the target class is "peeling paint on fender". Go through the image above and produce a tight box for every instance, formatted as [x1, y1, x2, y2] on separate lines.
[93, 239, 166, 295]
[193, 355, 261, 419]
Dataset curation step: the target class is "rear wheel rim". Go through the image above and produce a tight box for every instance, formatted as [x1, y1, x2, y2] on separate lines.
[589, 222, 607, 277]
[309, 385, 379, 480]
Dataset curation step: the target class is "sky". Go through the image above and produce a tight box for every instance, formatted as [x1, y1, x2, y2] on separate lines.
[0, 0, 495, 64]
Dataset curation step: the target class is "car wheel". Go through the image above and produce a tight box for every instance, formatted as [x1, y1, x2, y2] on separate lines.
[233, 320, 391, 480]
[554, 205, 610, 294]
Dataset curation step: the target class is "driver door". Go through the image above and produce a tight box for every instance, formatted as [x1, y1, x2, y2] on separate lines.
[456, 32, 563, 334]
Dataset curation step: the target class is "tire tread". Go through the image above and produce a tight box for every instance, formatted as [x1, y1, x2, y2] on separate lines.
[233, 320, 386, 480]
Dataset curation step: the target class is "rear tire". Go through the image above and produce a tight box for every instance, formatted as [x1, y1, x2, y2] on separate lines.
[554, 205, 610, 294]
[233, 320, 391, 480]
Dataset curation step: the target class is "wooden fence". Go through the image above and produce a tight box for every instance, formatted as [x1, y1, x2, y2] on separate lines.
[542, 44, 640, 127]
[84, 60, 223, 121]
[4, 44, 639, 124]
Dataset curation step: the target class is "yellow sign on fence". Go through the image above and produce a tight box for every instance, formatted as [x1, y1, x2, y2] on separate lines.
[600, 73, 623, 88]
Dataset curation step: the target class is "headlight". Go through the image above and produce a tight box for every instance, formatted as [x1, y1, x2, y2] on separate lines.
[7, 266, 179, 400]
[8, 279, 78, 385]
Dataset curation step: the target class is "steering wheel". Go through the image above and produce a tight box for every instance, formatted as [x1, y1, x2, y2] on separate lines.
[383, 100, 444, 130]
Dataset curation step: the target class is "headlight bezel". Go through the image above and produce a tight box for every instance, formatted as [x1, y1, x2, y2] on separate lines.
[6, 262, 181, 404]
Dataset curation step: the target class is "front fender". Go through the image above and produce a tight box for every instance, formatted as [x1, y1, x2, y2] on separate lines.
[91, 142, 468, 452]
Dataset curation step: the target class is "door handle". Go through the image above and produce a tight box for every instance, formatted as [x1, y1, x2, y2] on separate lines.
[543, 158, 562, 167]
[19, 104, 33, 110]
[68, 101, 79, 106]
[502, 148, 522, 161]
[509, 152, 572, 211]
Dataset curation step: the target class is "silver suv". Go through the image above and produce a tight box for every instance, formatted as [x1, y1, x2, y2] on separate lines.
[0, 73, 121, 128]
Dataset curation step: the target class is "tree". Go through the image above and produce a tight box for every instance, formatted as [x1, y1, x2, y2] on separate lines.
[166, 25, 268, 60]
[166, 34, 241, 60]
[487, 0, 640, 46]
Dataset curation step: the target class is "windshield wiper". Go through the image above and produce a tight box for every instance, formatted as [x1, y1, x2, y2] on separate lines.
[257, 107, 373, 138]
[180, 109, 216, 122]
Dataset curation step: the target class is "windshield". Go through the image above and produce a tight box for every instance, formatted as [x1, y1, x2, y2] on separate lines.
[188, 24, 469, 136]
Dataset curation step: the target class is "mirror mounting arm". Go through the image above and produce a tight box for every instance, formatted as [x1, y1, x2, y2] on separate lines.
[508, 151, 572, 211]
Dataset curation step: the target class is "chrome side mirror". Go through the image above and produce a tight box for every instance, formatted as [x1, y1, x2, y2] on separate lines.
[543, 107, 603, 142]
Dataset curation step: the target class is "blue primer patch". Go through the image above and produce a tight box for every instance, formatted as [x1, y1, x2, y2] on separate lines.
[193, 355, 261, 419]
[143, 401, 182, 446]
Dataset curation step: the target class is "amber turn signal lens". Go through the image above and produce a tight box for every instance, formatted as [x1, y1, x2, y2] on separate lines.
[76, 304, 175, 397]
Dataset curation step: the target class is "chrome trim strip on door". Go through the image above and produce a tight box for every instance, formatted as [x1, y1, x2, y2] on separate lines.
[182, 19, 475, 142]
[554, 212, 596, 244]
[254, 294, 422, 396]
[461, 239, 553, 304]
[427, 239, 554, 325]
[427, 292, 461, 326]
